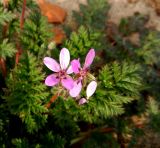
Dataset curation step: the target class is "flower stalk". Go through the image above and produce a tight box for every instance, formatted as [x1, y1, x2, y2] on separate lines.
[45, 93, 59, 109]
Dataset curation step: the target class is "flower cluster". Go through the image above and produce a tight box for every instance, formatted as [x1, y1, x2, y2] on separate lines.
[43, 48, 97, 105]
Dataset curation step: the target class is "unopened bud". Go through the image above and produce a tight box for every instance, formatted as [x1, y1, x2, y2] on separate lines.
[79, 98, 87, 105]
[48, 42, 56, 50]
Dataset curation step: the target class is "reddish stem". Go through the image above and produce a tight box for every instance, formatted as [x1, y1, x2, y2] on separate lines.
[15, 0, 26, 66]
[71, 127, 115, 147]
[20, 0, 26, 30]
[15, 43, 23, 66]
[0, 24, 9, 77]
[45, 93, 59, 108]
[0, 58, 7, 77]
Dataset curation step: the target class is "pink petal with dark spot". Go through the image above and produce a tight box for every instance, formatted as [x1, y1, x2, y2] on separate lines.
[45, 74, 59, 86]
[61, 76, 74, 90]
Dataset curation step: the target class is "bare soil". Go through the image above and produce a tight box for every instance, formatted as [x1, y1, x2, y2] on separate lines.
[48, 0, 160, 31]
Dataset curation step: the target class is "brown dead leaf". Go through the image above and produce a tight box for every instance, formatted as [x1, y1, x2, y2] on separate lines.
[37, 0, 67, 23]
[52, 27, 66, 45]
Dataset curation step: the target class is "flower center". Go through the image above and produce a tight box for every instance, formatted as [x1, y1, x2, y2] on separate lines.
[79, 69, 87, 77]
[55, 70, 67, 80]
[58, 70, 66, 79]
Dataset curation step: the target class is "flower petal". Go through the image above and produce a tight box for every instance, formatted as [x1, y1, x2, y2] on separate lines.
[79, 98, 87, 105]
[86, 81, 97, 99]
[83, 49, 95, 69]
[45, 74, 59, 86]
[66, 65, 73, 74]
[71, 59, 81, 74]
[69, 81, 82, 97]
[61, 76, 74, 90]
[43, 57, 60, 72]
[60, 48, 70, 70]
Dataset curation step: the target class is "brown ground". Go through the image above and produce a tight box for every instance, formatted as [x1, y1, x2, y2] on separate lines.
[48, 0, 160, 31]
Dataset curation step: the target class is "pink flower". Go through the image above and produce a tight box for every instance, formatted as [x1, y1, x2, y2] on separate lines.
[69, 49, 95, 97]
[79, 81, 97, 105]
[71, 49, 95, 78]
[43, 48, 74, 90]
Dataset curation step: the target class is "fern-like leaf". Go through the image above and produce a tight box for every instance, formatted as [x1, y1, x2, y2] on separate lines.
[0, 39, 16, 59]
[4, 52, 49, 133]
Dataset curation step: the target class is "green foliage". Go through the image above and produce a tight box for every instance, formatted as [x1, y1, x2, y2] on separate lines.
[73, 0, 109, 30]
[20, 10, 53, 57]
[106, 14, 149, 61]
[12, 132, 66, 148]
[136, 32, 160, 66]
[118, 13, 149, 36]
[95, 62, 142, 117]
[8, 0, 37, 12]
[51, 98, 81, 141]
[0, 104, 10, 146]
[128, 128, 144, 148]
[64, 26, 102, 58]
[136, 32, 160, 99]
[0, 39, 16, 59]
[4, 52, 49, 133]
[69, 0, 109, 59]
[0, 7, 15, 25]
[147, 99, 160, 133]
[12, 138, 29, 148]
[0, 4, 16, 57]
[41, 131, 66, 148]
[106, 29, 135, 61]
[83, 132, 119, 148]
